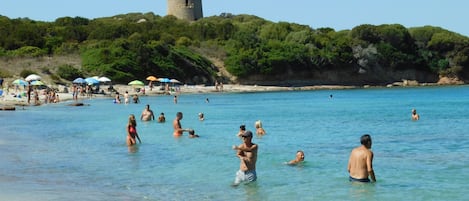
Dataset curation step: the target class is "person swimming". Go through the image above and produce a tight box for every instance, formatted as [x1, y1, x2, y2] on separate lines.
[198, 113, 204, 121]
[188, 129, 199, 138]
[287, 150, 305, 165]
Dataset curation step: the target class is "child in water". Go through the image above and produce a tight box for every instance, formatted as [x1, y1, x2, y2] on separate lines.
[188, 129, 200, 138]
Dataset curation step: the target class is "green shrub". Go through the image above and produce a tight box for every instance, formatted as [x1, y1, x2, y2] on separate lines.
[0, 69, 12, 78]
[41, 67, 52, 75]
[50, 73, 61, 82]
[0, 48, 6, 57]
[20, 69, 38, 78]
[10, 46, 47, 57]
[57, 64, 83, 81]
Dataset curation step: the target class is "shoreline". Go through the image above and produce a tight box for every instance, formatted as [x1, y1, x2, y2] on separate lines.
[0, 84, 358, 107]
[0, 83, 466, 108]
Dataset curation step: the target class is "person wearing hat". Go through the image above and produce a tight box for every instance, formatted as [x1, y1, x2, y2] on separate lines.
[232, 130, 258, 186]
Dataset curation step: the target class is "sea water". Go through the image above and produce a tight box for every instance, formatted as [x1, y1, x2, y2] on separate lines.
[1, 86, 468, 201]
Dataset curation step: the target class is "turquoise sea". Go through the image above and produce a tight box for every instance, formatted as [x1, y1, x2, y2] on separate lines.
[1, 85, 469, 201]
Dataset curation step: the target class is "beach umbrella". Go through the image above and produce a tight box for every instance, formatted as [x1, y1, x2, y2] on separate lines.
[98, 76, 111, 82]
[73, 77, 86, 84]
[146, 76, 158, 81]
[31, 80, 45, 86]
[170, 79, 181, 83]
[12, 79, 28, 86]
[25, 74, 41, 81]
[85, 77, 100, 85]
[158, 78, 170, 83]
[128, 80, 145, 87]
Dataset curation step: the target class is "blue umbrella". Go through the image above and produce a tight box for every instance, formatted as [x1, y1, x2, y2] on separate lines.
[85, 77, 100, 85]
[12, 79, 28, 86]
[158, 78, 170, 83]
[73, 77, 86, 84]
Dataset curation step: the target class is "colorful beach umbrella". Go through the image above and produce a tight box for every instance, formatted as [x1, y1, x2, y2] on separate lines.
[128, 80, 145, 86]
[31, 80, 45, 86]
[12, 79, 28, 86]
[25, 74, 41, 81]
[73, 77, 86, 84]
[98, 76, 111, 82]
[158, 78, 170, 83]
[170, 79, 181, 83]
[85, 77, 100, 85]
[146, 76, 158, 81]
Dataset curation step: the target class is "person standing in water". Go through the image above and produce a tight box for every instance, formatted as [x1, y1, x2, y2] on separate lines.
[255, 120, 266, 135]
[157, 112, 166, 123]
[124, 91, 129, 104]
[347, 134, 376, 183]
[173, 112, 191, 137]
[232, 130, 258, 186]
[237, 124, 246, 138]
[140, 104, 155, 121]
[126, 114, 141, 146]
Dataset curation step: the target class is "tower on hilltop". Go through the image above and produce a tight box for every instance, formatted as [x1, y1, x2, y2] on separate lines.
[167, 0, 203, 21]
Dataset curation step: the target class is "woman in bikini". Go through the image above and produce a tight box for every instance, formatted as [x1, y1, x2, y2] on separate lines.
[126, 114, 141, 146]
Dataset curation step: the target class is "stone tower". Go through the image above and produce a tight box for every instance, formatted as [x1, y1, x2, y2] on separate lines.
[167, 0, 203, 21]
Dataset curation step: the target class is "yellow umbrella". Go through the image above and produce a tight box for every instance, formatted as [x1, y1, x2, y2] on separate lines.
[146, 76, 158, 81]
[31, 80, 45, 86]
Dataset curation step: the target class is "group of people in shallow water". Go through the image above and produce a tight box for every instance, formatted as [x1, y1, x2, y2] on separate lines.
[125, 100, 421, 186]
[232, 108, 421, 185]
[114, 91, 140, 104]
[126, 104, 203, 146]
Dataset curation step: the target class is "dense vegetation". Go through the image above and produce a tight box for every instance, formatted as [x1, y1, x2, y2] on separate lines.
[1, 12, 468, 85]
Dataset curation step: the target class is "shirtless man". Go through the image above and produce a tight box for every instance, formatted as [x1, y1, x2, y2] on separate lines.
[232, 130, 258, 186]
[140, 104, 155, 121]
[348, 134, 376, 183]
[288, 150, 305, 165]
[173, 112, 190, 137]
[411, 109, 420, 121]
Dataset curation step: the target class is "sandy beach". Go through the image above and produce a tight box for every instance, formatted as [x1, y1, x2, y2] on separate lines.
[0, 84, 357, 109]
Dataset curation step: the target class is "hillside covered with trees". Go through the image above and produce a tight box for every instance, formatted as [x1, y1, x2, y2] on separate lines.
[0, 12, 468, 86]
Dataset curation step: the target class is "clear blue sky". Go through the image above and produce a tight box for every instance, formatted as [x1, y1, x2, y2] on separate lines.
[1, 0, 468, 36]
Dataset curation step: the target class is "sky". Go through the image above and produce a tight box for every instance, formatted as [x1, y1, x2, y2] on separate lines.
[1, 0, 468, 37]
